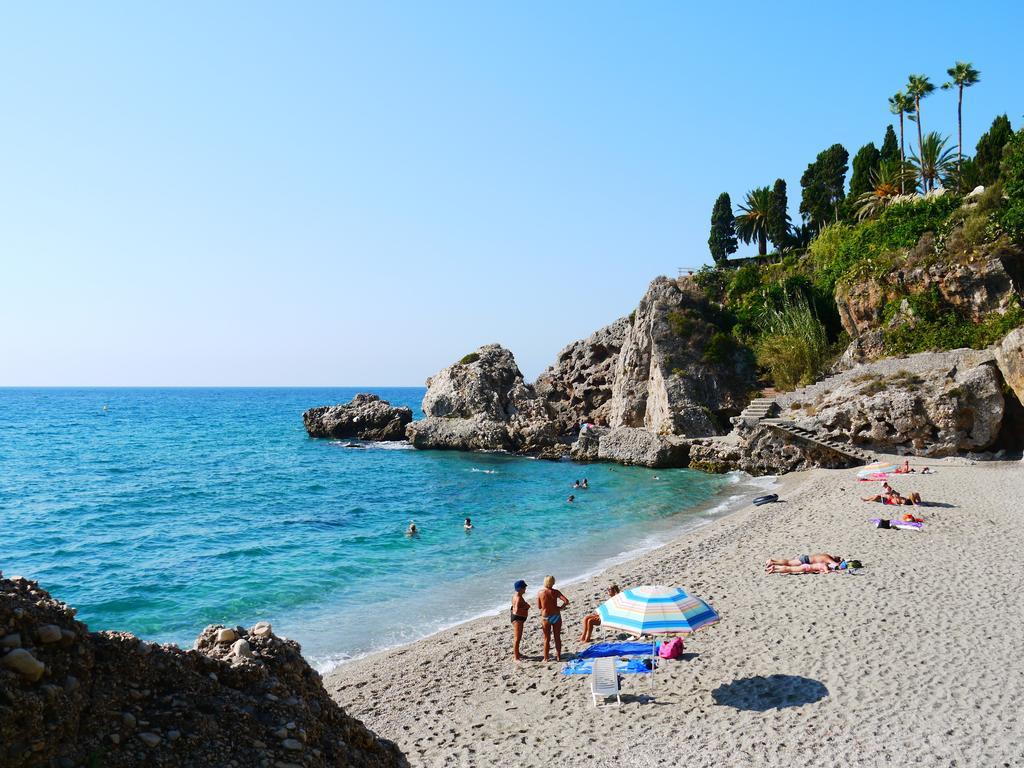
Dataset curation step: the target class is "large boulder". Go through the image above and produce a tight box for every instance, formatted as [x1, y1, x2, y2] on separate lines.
[995, 327, 1024, 405]
[781, 353, 1006, 457]
[303, 394, 413, 441]
[0, 575, 406, 768]
[408, 344, 556, 453]
[596, 427, 689, 468]
[607, 277, 753, 437]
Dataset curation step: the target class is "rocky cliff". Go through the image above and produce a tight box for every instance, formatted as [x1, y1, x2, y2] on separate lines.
[0, 574, 406, 768]
[405, 278, 756, 466]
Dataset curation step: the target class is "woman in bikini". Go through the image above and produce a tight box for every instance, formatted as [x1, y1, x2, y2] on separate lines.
[537, 575, 570, 662]
[578, 583, 619, 642]
[510, 580, 530, 661]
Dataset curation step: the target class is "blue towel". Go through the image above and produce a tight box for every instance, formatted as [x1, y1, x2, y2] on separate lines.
[576, 642, 655, 659]
[561, 657, 653, 676]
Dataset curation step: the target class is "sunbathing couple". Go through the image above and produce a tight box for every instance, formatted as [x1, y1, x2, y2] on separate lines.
[765, 553, 861, 574]
[510, 575, 571, 662]
[862, 488, 923, 505]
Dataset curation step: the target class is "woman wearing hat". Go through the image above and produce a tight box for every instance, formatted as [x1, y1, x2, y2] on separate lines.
[510, 579, 530, 661]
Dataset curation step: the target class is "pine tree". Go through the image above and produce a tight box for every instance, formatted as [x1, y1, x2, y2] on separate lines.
[849, 143, 881, 199]
[766, 178, 790, 250]
[708, 192, 738, 265]
[800, 144, 849, 230]
[880, 125, 900, 165]
[973, 114, 1014, 187]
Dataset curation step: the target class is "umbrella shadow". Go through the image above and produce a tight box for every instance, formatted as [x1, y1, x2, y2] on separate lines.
[711, 675, 828, 711]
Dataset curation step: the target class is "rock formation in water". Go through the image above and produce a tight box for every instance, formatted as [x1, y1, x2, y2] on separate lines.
[405, 344, 558, 454]
[303, 394, 413, 441]
[0, 574, 406, 768]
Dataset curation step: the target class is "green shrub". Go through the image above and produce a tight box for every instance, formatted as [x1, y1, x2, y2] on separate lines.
[667, 309, 696, 336]
[1000, 128, 1024, 242]
[459, 352, 480, 365]
[884, 296, 1024, 355]
[755, 295, 830, 391]
[703, 331, 737, 364]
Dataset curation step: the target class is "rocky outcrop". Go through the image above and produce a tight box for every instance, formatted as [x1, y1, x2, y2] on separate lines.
[304, 394, 413, 441]
[775, 349, 1006, 457]
[595, 427, 689, 468]
[0, 574, 406, 768]
[836, 230, 1024, 361]
[607, 277, 753, 436]
[406, 344, 557, 453]
[534, 318, 630, 434]
[995, 327, 1024, 405]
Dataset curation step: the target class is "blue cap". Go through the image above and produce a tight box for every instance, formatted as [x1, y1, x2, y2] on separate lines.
[514, 579, 527, 591]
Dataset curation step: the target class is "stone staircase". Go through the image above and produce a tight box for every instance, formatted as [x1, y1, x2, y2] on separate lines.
[733, 397, 779, 427]
[759, 419, 875, 465]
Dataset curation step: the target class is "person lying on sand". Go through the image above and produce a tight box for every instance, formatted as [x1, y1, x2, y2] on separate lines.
[766, 553, 842, 569]
[894, 459, 916, 474]
[537, 575, 570, 662]
[510, 579, 530, 661]
[862, 490, 922, 505]
[578, 584, 620, 643]
[921, 467, 933, 474]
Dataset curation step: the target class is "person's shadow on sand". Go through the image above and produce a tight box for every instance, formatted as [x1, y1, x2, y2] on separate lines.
[711, 675, 828, 711]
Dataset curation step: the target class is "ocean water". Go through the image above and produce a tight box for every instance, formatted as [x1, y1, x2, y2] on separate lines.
[0, 388, 761, 670]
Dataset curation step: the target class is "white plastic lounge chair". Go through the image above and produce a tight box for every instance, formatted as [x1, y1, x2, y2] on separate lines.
[591, 656, 621, 707]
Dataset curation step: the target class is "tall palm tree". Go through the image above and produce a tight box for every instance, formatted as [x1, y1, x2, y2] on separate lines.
[735, 187, 772, 256]
[942, 61, 981, 181]
[888, 90, 916, 193]
[906, 74, 936, 191]
[909, 132, 956, 193]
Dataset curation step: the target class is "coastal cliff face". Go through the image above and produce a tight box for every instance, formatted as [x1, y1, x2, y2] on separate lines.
[835, 231, 1024, 360]
[0, 575, 406, 768]
[405, 278, 755, 466]
[606, 277, 752, 435]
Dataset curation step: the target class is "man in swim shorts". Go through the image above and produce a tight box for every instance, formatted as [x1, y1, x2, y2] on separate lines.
[537, 575, 570, 662]
[510, 580, 530, 661]
[766, 553, 842, 569]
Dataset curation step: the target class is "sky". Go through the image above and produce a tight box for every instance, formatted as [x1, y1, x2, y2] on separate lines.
[2, 2, 1022, 386]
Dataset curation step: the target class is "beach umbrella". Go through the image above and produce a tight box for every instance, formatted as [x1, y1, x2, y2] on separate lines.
[858, 461, 898, 477]
[596, 585, 719, 684]
[597, 585, 720, 636]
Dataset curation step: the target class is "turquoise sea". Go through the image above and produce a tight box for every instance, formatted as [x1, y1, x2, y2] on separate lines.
[0, 388, 762, 670]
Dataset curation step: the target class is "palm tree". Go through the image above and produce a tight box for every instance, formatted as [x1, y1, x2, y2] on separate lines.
[942, 61, 981, 182]
[909, 132, 956, 193]
[854, 161, 917, 220]
[906, 74, 936, 191]
[888, 91, 917, 193]
[735, 187, 772, 256]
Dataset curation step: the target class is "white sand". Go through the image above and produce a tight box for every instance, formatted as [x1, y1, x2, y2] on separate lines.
[327, 459, 1024, 767]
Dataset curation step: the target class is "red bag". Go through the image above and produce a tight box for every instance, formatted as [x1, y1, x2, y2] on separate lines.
[658, 637, 684, 659]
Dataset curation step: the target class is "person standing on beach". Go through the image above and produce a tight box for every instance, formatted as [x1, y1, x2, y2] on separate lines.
[510, 580, 530, 661]
[537, 575, 570, 662]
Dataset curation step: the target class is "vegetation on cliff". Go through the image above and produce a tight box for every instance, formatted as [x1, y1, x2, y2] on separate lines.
[694, 60, 1023, 391]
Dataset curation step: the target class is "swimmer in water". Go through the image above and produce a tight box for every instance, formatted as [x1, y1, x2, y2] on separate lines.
[567, 494, 575, 503]
[581, 478, 589, 489]
[464, 517, 473, 531]
[573, 480, 580, 489]
[406, 522, 417, 536]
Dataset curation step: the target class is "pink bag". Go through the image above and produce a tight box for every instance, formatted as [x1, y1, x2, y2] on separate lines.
[658, 637, 684, 659]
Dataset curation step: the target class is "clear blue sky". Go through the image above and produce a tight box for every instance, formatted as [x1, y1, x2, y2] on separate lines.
[2, 2, 1021, 385]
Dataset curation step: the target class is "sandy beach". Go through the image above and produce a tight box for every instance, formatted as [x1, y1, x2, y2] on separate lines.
[327, 458, 1024, 767]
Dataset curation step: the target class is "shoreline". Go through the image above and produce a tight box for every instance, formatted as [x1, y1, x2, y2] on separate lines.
[326, 457, 1024, 766]
[311, 468, 783, 674]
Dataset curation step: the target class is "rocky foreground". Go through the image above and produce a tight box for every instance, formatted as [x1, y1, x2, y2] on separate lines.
[0, 574, 406, 768]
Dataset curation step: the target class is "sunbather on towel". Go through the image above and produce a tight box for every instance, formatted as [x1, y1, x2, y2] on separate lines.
[766, 553, 842, 569]
[894, 459, 916, 474]
[537, 575, 570, 662]
[862, 490, 923, 505]
[579, 584, 620, 643]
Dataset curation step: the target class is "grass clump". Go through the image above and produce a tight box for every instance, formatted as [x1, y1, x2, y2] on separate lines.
[755, 295, 830, 391]
[459, 352, 480, 365]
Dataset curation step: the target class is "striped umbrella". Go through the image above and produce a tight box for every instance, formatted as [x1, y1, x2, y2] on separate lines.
[858, 461, 898, 477]
[597, 585, 720, 636]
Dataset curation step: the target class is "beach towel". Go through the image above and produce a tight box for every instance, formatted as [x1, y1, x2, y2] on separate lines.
[561, 657, 653, 676]
[577, 642, 654, 660]
[857, 473, 891, 482]
[871, 518, 923, 531]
